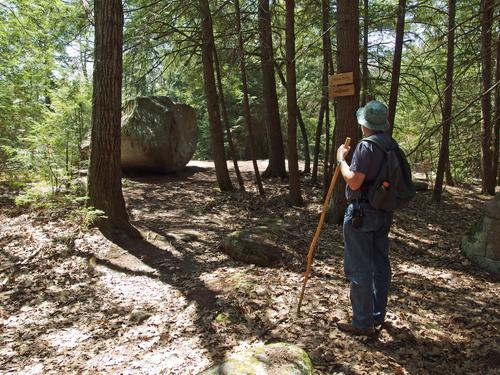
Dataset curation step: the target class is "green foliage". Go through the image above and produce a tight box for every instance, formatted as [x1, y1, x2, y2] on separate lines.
[12, 176, 104, 230]
[13, 177, 84, 208]
[71, 205, 107, 230]
[14, 182, 67, 209]
[0, 0, 92, 185]
[14, 184, 51, 208]
[1, 0, 496, 188]
[388, 0, 486, 183]
[214, 311, 232, 324]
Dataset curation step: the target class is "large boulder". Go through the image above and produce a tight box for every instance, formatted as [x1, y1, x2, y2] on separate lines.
[121, 96, 197, 173]
[461, 195, 500, 274]
[199, 342, 313, 375]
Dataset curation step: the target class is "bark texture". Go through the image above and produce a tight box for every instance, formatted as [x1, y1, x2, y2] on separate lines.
[259, 0, 286, 178]
[285, 0, 303, 205]
[328, 0, 361, 224]
[480, 0, 495, 194]
[88, 0, 131, 231]
[199, 0, 233, 191]
[493, 16, 500, 186]
[213, 48, 245, 190]
[234, 0, 264, 195]
[388, 0, 407, 135]
[361, 0, 369, 106]
[433, 0, 456, 202]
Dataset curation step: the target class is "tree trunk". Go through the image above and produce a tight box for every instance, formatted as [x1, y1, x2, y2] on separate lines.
[275, 64, 310, 176]
[322, 0, 334, 194]
[65, 129, 70, 175]
[493, 17, 500, 186]
[213, 47, 245, 191]
[323, 81, 332, 195]
[259, 0, 286, 179]
[328, 0, 361, 224]
[361, 0, 369, 105]
[234, 0, 264, 195]
[285, 0, 303, 205]
[480, 0, 495, 195]
[297, 110, 311, 174]
[327, 116, 337, 186]
[88, 0, 134, 233]
[199, 0, 233, 191]
[77, 104, 84, 164]
[433, 0, 456, 203]
[445, 157, 455, 187]
[311, 65, 326, 184]
[388, 0, 407, 135]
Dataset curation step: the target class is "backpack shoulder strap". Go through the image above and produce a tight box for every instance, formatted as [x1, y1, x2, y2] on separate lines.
[358, 135, 391, 196]
[361, 134, 388, 153]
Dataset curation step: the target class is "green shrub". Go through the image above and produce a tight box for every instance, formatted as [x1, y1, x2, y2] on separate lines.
[71, 206, 107, 230]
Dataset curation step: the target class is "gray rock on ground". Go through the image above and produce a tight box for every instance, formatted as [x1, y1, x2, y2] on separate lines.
[461, 194, 500, 274]
[121, 96, 198, 173]
[199, 342, 313, 375]
[413, 180, 429, 191]
[221, 219, 292, 267]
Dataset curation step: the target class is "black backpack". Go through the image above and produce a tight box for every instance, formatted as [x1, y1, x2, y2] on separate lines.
[361, 135, 416, 211]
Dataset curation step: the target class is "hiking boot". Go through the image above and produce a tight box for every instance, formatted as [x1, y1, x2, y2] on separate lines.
[336, 320, 374, 336]
[375, 320, 395, 332]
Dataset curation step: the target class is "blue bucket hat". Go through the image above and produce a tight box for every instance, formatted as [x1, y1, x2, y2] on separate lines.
[356, 100, 390, 131]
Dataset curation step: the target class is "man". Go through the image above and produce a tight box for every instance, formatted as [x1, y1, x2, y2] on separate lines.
[335, 100, 394, 336]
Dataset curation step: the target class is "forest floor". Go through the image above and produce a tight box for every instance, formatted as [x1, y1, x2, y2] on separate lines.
[1, 160, 499, 375]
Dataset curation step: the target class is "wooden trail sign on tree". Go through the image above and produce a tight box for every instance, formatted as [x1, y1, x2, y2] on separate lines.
[329, 72, 355, 98]
[328, 72, 355, 99]
[328, 72, 356, 99]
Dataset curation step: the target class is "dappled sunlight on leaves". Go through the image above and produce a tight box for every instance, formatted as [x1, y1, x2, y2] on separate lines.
[0, 163, 498, 374]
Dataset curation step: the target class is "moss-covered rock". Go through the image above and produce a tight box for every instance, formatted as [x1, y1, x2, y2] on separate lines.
[199, 342, 313, 375]
[461, 195, 500, 274]
[222, 231, 282, 267]
[121, 96, 198, 173]
[221, 219, 292, 267]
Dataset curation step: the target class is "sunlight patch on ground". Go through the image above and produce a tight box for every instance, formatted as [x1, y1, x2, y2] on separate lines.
[97, 266, 181, 306]
[129, 341, 211, 374]
[1, 214, 53, 258]
[18, 362, 45, 375]
[2, 300, 59, 362]
[42, 327, 91, 351]
[396, 261, 466, 282]
[391, 228, 437, 246]
[83, 262, 217, 372]
[3, 300, 57, 330]
[84, 309, 211, 373]
[2, 168, 498, 374]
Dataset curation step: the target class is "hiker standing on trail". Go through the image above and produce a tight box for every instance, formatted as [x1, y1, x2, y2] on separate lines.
[335, 100, 394, 336]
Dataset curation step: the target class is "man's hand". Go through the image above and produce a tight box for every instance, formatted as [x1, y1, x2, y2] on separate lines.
[336, 144, 366, 190]
[337, 144, 350, 162]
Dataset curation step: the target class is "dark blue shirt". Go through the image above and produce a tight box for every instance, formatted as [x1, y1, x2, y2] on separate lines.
[345, 133, 392, 201]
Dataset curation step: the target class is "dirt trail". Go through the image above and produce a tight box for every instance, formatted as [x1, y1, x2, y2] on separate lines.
[1, 162, 499, 374]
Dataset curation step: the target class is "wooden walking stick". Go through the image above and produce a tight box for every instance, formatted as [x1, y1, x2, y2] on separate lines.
[297, 137, 351, 314]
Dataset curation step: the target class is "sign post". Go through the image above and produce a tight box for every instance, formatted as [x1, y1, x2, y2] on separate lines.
[329, 72, 355, 98]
